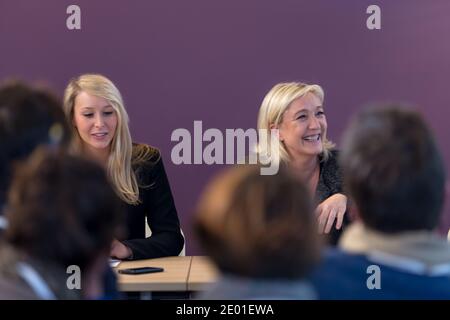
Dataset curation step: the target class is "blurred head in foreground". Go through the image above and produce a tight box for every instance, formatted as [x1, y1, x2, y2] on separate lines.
[194, 165, 320, 292]
[0, 80, 70, 210]
[340, 106, 446, 233]
[0, 148, 123, 299]
[311, 106, 449, 300]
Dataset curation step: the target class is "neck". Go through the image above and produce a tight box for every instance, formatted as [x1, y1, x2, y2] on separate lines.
[289, 155, 319, 180]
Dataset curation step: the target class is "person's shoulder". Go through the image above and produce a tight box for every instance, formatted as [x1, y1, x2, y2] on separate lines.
[0, 276, 38, 299]
[132, 143, 162, 169]
[320, 148, 341, 174]
[311, 252, 371, 299]
[329, 149, 340, 157]
[322, 247, 367, 265]
[131, 143, 163, 183]
[324, 148, 340, 163]
[313, 247, 372, 279]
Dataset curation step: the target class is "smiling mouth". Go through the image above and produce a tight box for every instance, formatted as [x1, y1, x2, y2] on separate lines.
[91, 133, 108, 137]
[303, 134, 321, 142]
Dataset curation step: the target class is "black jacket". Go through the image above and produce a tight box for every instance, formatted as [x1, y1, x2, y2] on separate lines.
[121, 145, 184, 260]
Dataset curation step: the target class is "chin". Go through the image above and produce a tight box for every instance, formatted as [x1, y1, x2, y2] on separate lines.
[304, 147, 323, 156]
[89, 141, 111, 150]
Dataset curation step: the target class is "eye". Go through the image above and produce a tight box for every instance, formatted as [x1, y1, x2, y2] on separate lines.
[103, 111, 114, 116]
[83, 113, 94, 118]
[316, 111, 325, 117]
[296, 114, 307, 120]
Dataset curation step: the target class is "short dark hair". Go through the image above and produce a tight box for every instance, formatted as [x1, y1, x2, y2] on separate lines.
[0, 81, 71, 206]
[340, 106, 446, 233]
[5, 148, 123, 270]
[194, 165, 320, 279]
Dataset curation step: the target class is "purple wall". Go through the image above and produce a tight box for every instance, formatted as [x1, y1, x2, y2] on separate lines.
[1, 0, 449, 254]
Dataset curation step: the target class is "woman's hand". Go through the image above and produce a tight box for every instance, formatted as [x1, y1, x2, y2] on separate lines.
[316, 193, 347, 234]
[110, 239, 132, 259]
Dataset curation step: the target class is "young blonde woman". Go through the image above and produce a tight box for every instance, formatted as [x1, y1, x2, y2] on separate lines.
[63, 74, 184, 260]
[257, 82, 348, 245]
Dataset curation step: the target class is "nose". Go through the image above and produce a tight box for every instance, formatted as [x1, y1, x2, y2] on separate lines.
[94, 114, 105, 128]
[308, 115, 320, 130]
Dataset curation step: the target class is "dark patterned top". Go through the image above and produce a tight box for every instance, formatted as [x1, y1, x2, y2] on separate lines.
[316, 149, 349, 245]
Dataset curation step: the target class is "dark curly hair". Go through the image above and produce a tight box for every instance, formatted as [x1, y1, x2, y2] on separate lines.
[5, 148, 123, 270]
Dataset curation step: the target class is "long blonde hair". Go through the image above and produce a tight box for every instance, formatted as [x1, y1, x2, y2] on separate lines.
[257, 82, 335, 163]
[63, 74, 145, 205]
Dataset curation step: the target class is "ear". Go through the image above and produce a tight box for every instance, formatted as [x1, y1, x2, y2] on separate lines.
[269, 123, 283, 141]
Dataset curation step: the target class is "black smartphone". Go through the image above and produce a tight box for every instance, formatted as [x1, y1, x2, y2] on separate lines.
[118, 267, 164, 275]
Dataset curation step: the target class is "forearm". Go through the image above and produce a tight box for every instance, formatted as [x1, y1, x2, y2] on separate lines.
[122, 230, 184, 260]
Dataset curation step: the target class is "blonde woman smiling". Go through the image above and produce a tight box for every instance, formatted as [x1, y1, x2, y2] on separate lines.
[64, 74, 184, 259]
[257, 82, 348, 244]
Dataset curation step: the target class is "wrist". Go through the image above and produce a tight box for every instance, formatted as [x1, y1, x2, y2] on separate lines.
[126, 246, 133, 259]
[121, 242, 133, 260]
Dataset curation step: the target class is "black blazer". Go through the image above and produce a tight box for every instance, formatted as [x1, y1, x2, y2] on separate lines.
[121, 145, 184, 260]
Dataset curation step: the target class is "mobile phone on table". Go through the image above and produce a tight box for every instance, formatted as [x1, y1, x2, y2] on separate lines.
[118, 267, 164, 275]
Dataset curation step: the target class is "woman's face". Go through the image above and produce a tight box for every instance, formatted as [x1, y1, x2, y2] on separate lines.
[73, 91, 118, 152]
[278, 92, 327, 159]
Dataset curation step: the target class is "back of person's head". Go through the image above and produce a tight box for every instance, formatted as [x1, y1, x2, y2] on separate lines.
[5, 148, 123, 272]
[0, 81, 71, 206]
[194, 165, 320, 280]
[340, 105, 446, 233]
